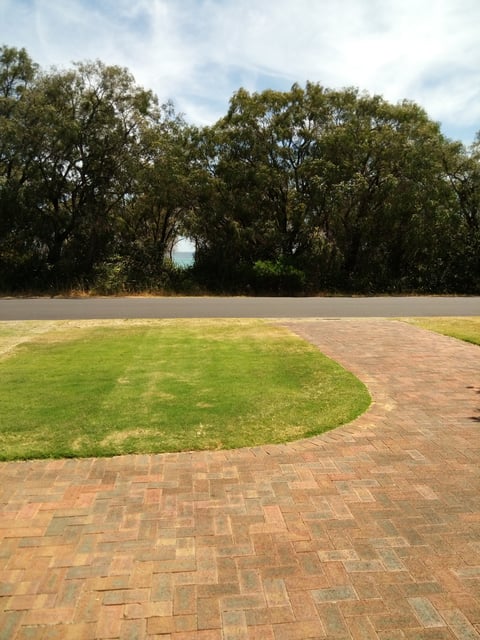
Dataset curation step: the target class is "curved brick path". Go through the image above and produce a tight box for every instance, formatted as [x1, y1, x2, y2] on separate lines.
[1, 319, 479, 639]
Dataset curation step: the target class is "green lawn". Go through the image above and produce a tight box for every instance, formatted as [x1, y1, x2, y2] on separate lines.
[0, 319, 370, 460]
[402, 317, 480, 346]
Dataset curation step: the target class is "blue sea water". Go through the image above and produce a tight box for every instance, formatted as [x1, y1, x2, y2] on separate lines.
[172, 251, 195, 267]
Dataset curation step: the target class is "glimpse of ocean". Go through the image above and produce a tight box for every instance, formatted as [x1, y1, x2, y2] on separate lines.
[172, 251, 195, 267]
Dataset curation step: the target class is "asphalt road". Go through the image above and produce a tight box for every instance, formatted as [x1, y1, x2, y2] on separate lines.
[0, 296, 479, 320]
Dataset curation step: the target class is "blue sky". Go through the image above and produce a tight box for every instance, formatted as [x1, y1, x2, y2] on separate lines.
[1, 0, 479, 146]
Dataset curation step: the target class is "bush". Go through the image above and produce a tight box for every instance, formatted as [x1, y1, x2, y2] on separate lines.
[252, 259, 306, 294]
[91, 256, 129, 294]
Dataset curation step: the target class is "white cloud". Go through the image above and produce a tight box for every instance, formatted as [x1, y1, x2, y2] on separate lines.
[1, 0, 479, 142]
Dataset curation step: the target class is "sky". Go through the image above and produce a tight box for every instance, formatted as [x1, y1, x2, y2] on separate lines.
[1, 0, 479, 147]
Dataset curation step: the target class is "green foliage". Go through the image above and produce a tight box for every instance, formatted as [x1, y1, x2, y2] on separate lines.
[190, 83, 475, 293]
[0, 320, 370, 460]
[1, 44, 479, 294]
[91, 255, 130, 294]
[253, 259, 306, 294]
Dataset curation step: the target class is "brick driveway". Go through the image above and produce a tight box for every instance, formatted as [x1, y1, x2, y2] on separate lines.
[1, 319, 479, 639]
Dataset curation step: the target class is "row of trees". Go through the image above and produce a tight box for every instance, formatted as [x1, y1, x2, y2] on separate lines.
[1, 45, 479, 294]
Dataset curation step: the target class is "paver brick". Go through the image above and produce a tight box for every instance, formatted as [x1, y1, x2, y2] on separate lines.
[408, 596, 446, 628]
[1, 319, 479, 639]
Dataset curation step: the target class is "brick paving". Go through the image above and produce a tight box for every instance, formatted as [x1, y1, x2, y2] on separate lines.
[1, 318, 479, 639]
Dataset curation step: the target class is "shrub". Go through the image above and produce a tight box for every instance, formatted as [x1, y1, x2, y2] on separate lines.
[252, 259, 306, 294]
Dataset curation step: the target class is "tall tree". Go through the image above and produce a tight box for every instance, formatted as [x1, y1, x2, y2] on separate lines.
[0, 56, 159, 288]
[116, 107, 199, 288]
[190, 83, 465, 293]
[0, 46, 39, 287]
[441, 135, 480, 291]
[190, 85, 327, 290]
[1, 46, 477, 294]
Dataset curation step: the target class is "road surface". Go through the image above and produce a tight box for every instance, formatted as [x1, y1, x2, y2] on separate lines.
[1, 296, 479, 320]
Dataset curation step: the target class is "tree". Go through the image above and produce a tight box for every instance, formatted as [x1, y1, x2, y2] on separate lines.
[441, 135, 480, 291]
[115, 107, 200, 289]
[189, 85, 330, 291]
[188, 83, 465, 293]
[0, 46, 40, 288]
[309, 90, 459, 291]
[0, 54, 159, 289]
[1, 46, 477, 294]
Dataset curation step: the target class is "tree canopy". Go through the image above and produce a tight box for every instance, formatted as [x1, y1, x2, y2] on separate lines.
[1, 45, 479, 294]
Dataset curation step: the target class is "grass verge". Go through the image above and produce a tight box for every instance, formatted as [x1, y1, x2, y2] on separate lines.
[0, 319, 370, 461]
[402, 317, 480, 346]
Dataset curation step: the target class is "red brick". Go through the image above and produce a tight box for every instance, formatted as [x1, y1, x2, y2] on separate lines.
[0, 319, 479, 640]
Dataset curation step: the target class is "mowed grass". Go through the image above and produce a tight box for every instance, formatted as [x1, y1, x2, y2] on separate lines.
[403, 317, 480, 346]
[0, 319, 370, 461]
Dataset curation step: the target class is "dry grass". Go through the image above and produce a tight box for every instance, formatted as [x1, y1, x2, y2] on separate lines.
[401, 317, 480, 346]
